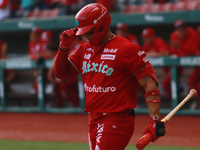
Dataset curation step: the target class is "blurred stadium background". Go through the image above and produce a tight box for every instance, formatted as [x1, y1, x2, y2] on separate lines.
[0, 0, 200, 150]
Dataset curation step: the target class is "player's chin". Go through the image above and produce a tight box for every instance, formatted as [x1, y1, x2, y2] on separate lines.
[83, 35, 92, 42]
[85, 37, 91, 42]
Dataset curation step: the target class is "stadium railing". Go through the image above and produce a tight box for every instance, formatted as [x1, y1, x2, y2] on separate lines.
[0, 56, 200, 115]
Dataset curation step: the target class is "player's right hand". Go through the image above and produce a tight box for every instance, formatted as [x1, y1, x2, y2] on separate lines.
[143, 116, 165, 142]
[59, 28, 77, 51]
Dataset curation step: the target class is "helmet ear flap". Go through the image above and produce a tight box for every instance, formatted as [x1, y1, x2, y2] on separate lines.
[89, 12, 112, 46]
[93, 18, 104, 33]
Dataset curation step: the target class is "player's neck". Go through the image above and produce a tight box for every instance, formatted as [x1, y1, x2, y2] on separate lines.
[99, 29, 114, 47]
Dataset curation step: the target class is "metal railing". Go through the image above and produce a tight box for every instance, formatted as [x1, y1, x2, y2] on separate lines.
[0, 56, 200, 114]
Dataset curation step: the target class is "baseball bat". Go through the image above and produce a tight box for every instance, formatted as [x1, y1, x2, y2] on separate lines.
[136, 89, 197, 150]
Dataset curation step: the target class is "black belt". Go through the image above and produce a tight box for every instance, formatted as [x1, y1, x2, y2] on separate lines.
[89, 109, 135, 120]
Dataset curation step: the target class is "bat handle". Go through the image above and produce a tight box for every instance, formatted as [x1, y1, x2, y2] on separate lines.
[136, 132, 152, 150]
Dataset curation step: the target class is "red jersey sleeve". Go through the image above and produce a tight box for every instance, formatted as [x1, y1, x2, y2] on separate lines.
[54, 42, 86, 80]
[54, 49, 80, 79]
[170, 32, 176, 41]
[183, 28, 199, 56]
[121, 43, 158, 83]
[142, 44, 149, 53]
[68, 44, 83, 73]
[170, 32, 184, 56]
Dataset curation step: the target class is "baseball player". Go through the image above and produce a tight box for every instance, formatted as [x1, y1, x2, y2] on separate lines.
[54, 3, 165, 150]
[142, 27, 169, 57]
[141, 27, 171, 99]
[28, 26, 43, 57]
[165, 20, 200, 100]
[41, 30, 53, 53]
[188, 25, 200, 107]
[0, 38, 15, 90]
[116, 22, 138, 44]
[170, 20, 199, 57]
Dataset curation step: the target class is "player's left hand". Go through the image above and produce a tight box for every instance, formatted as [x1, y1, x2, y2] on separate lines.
[143, 116, 165, 142]
[59, 28, 77, 51]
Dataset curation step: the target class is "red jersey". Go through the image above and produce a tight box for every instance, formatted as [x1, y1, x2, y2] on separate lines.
[65, 36, 156, 113]
[126, 34, 138, 44]
[28, 40, 44, 55]
[143, 37, 169, 53]
[170, 27, 199, 56]
[40, 40, 49, 53]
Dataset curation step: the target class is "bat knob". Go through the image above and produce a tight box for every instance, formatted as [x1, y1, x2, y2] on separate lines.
[136, 133, 152, 150]
[190, 89, 197, 96]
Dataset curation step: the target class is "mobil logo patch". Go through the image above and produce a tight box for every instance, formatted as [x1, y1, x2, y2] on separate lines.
[101, 54, 116, 60]
[84, 54, 91, 60]
[103, 48, 118, 53]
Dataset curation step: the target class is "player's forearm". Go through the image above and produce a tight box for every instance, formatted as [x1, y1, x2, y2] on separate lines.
[146, 88, 160, 116]
[147, 102, 160, 116]
[54, 49, 71, 79]
[138, 76, 161, 116]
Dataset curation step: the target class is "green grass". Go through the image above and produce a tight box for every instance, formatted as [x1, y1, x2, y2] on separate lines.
[0, 140, 199, 150]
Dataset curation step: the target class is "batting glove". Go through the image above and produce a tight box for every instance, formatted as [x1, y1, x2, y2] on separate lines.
[143, 115, 165, 142]
[59, 28, 77, 51]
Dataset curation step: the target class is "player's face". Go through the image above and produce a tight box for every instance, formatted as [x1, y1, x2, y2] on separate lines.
[116, 29, 127, 38]
[30, 32, 40, 43]
[143, 36, 154, 45]
[83, 28, 94, 42]
[176, 27, 187, 39]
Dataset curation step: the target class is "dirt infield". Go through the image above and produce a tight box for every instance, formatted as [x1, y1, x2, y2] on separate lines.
[0, 113, 199, 147]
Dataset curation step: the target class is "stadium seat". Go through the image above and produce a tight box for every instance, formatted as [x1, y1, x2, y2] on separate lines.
[184, 0, 198, 10]
[47, 8, 59, 18]
[27, 11, 34, 18]
[136, 4, 150, 13]
[28, 8, 40, 18]
[198, 0, 200, 9]
[171, 1, 185, 11]
[124, 5, 137, 13]
[159, 3, 172, 12]
[37, 10, 49, 18]
[148, 3, 160, 13]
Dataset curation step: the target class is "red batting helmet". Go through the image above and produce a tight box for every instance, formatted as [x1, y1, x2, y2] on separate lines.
[142, 28, 155, 37]
[75, 3, 112, 46]
[41, 30, 53, 41]
[174, 20, 186, 29]
[32, 26, 42, 35]
[116, 23, 129, 31]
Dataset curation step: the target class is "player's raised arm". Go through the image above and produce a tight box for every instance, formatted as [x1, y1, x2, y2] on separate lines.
[54, 28, 78, 79]
[138, 76, 166, 142]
